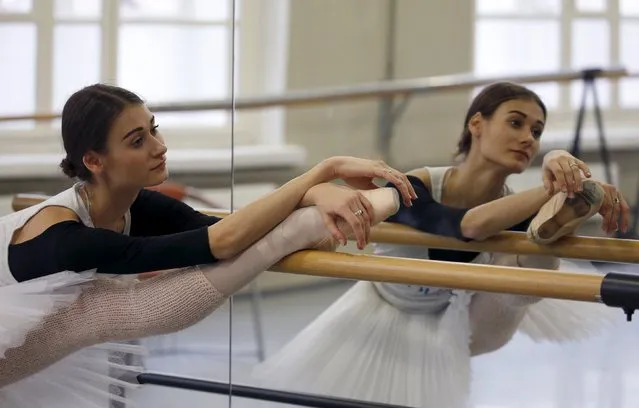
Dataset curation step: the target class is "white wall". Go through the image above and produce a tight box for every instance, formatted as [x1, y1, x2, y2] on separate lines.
[283, 0, 474, 170]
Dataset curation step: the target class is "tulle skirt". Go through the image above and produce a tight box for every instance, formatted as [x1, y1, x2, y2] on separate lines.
[252, 259, 618, 408]
[0, 271, 145, 407]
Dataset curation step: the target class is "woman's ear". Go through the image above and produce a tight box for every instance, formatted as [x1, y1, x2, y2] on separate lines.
[82, 151, 103, 176]
[468, 112, 482, 139]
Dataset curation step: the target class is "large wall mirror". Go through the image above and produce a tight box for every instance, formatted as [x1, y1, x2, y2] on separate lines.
[0, 1, 638, 408]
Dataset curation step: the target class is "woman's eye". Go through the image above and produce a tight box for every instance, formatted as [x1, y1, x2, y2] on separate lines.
[532, 129, 543, 139]
[132, 136, 144, 147]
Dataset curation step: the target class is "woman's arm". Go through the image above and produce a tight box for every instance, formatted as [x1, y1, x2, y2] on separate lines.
[205, 163, 329, 259]
[207, 156, 415, 260]
[385, 175, 549, 241]
[460, 185, 551, 240]
[9, 221, 217, 281]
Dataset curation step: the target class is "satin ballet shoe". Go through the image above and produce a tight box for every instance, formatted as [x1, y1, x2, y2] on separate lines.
[313, 187, 400, 251]
[527, 180, 605, 245]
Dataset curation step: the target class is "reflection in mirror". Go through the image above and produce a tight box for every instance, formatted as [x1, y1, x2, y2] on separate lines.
[220, 1, 638, 408]
[1, 1, 638, 408]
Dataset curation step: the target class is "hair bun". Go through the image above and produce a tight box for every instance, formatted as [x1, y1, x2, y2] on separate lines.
[60, 157, 78, 178]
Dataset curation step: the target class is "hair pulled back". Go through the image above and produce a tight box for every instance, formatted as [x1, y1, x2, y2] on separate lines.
[59, 83, 144, 181]
[455, 82, 547, 159]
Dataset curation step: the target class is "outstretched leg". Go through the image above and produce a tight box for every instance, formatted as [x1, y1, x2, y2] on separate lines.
[0, 187, 400, 387]
[469, 254, 557, 356]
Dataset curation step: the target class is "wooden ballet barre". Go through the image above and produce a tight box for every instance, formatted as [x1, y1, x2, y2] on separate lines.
[0, 67, 627, 122]
[11, 193, 639, 264]
[10, 193, 639, 319]
[270, 250, 639, 320]
[369, 222, 639, 264]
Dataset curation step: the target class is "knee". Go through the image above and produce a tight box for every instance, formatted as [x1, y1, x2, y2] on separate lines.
[130, 269, 227, 337]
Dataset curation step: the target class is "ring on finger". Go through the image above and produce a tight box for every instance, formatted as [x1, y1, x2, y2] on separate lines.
[613, 196, 621, 205]
[354, 209, 364, 216]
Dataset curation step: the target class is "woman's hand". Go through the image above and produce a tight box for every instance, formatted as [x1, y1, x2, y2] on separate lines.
[319, 156, 417, 207]
[541, 150, 591, 198]
[593, 181, 631, 235]
[300, 183, 374, 249]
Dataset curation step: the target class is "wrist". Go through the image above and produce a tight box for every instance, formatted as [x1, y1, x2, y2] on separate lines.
[298, 185, 319, 208]
[534, 185, 553, 205]
[313, 156, 342, 183]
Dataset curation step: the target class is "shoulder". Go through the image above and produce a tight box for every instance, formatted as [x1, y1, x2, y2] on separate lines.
[405, 167, 432, 191]
[130, 188, 186, 214]
[11, 205, 81, 245]
[133, 188, 189, 207]
[134, 188, 170, 203]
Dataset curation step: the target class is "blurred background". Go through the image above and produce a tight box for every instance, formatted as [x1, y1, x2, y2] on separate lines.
[1, 0, 639, 407]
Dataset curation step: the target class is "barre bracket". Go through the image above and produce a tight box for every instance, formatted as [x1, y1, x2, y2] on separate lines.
[600, 272, 639, 322]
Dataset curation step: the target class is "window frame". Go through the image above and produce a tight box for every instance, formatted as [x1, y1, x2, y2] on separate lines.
[0, 0, 291, 152]
[474, 0, 639, 143]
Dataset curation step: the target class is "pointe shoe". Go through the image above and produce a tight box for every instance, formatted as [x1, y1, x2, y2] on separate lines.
[527, 180, 605, 244]
[313, 187, 400, 251]
[361, 187, 401, 226]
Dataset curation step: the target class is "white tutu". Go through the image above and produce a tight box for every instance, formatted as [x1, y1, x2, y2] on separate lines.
[0, 342, 145, 408]
[253, 281, 474, 408]
[253, 259, 618, 408]
[519, 259, 619, 343]
[0, 272, 146, 407]
[0, 271, 94, 358]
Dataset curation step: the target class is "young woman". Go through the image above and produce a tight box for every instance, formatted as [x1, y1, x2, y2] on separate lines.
[253, 82, 630, 408]
[0, 84, 413, 407]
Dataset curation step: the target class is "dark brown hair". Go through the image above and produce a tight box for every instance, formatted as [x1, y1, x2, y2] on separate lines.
[59, 83, 144, 181]
[455, 82, 547, 159]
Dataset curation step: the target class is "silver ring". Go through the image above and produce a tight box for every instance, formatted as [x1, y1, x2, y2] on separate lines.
[614, 196, 621, 204]
[354, 209, 363, 216]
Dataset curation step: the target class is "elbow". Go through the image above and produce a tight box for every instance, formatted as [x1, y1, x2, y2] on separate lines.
[460, 213, 491, 241]
[208, 228, 241, 260]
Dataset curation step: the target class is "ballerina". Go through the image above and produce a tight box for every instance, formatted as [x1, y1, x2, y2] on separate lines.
[0, 83, 411, 407]
[252, 81, 630, 408]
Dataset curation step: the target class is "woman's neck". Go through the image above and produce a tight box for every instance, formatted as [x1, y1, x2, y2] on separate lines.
[443, 158, 509, 208]
[81, 182, 139, 231]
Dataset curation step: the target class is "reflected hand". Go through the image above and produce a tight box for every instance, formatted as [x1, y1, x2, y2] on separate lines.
[541, 150, 591, 197]
[593, 181, 630, 235]
[322, 156, 417, 207]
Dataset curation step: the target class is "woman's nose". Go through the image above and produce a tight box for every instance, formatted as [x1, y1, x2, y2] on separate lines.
[153, 138, 167, 156]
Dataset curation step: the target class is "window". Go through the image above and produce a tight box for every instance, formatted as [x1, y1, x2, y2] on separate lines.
[0, 0, 287, 150]
[474, 0, 639, 133]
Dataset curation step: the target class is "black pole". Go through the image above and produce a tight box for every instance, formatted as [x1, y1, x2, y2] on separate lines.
[569, 68, 613, 184]
[137, 373, 407, 408]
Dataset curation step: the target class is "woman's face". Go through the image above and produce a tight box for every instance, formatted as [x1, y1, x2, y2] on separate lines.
[470, 98, 545, 174]
[89, 104, 168, 189]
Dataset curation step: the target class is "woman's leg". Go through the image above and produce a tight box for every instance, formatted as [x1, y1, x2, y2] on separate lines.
[469, 254, 557, 356]
[0, 187, 400, 387]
